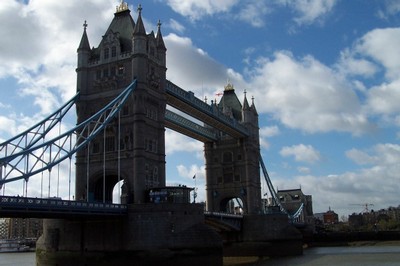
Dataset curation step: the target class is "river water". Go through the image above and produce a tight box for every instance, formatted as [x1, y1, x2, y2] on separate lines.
[1, 244, 400, 265]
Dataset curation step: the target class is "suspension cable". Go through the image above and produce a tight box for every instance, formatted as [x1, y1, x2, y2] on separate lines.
[57, 120, 61, 198]
[48, 169, 51, 198]
[117, 110, 121, 203]
[103, 125, 106, 203]
[69, 136, 72, 201]
[86, 142, 90, 202]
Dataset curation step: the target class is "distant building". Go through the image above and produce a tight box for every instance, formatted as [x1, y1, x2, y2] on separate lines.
[349, 206, 400, 230]
[6, 218, 42, 239]
[314, 207, 339, 225]
[277, 188, 314, 225]
[0, 218, 8, 239]
[323, 207, 339, 224]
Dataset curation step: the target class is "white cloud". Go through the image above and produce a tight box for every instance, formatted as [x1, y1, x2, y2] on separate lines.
[236, 1, 270, 27]
[336, 49, 378, 78]
[248, 51, 371, 135]
[297, 166, 311, 174]
[260, 125, 280, 138]
[366, 79, 400, 115]
[280, 144, 321, 163]
[165, 129, 203, 156]
[0, 0, 115, 115]
[355, 28, 400, 81]
[165, 0, 238, 20]
[347, 143, 400, 166]
[281, 0, 337, 26]
[271, 143, 400, 215]
[167, 18, 185, 33]
[165, 33, 245, 97]
[259, 125, 280, 149]
[377, 0, 400, 20]
[335, 27, 400, 125]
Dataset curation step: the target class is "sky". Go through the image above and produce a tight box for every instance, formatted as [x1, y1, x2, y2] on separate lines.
[1, 0, 400, 218]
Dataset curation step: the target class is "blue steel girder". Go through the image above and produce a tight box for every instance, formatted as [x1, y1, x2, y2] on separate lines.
[0, 81, 137, 189]
[165, 109, 218, 142]
[0, 93, 79, 164]
[166, 80, 249, 139]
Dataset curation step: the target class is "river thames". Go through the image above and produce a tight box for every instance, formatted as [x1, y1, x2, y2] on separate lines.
[1, 242, 400, 265]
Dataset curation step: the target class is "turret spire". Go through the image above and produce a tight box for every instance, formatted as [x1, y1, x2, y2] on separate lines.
[156, 19, 166, 50]
[78, 20, 90, 51]
[133, 4, 146, 35]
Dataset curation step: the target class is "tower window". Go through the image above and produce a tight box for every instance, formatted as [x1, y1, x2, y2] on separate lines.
[149, 46, 155, 56]
[103, 68, 109, 78]
[122, 106, 129, 116]
[105, 136, 115, 152]
[92, 141, 100, 154]
[223, 152, 233, 163]
[119, 139, 125, 150]
[111, 46, 117, 57]
[104, 48, 109, 59]
[118, 65, 124, 75]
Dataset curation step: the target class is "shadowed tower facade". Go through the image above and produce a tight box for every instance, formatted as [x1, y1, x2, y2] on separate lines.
[75, 3, 167, 204]
[205, 84, 261, 214]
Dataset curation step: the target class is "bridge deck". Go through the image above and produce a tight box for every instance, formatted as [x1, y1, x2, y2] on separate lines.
[0, 196, 127, 219]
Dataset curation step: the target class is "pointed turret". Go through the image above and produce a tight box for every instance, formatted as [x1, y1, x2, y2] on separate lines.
[242, 90, 250, 111]
[133, 4, 146, 36]
[156, 20, 166, 51]
[218, 83, 242, 121]
[156, 20, 167, 69]
[76, 21, 91, 94]
[78, 21, 90, 52]
[77, 21, 90, 68]
[132, 5, 147, 56]
[250, 96, 258, 115]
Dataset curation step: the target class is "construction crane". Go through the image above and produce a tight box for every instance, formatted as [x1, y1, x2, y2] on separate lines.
[349, 203, 374, 213]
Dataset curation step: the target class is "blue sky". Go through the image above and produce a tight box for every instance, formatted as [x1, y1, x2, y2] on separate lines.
[1, 0, 400, 218]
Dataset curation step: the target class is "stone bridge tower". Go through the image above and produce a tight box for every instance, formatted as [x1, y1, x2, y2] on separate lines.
[75, 3, 167, 204]
[205, 84, 261, 214]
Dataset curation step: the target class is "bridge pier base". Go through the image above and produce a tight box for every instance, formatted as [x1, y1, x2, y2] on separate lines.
[223, 213, 303, 257]
[36, 203, 222, 266]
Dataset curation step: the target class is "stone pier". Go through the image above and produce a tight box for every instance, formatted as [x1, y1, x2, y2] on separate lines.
[36, 203, 222, 266]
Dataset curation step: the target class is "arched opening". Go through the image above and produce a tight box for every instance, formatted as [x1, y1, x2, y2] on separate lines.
[92, 175, 119, 203]
[112, 180, 124, 203]
[220, 197, 244, 214]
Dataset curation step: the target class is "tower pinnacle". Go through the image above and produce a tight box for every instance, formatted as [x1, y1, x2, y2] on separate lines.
[116, 0, 129, 13]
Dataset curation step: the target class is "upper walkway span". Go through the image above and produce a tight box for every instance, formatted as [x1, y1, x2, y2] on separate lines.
[166, 80, 249, 140]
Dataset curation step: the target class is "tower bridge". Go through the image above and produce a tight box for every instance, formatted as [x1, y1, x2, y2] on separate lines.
[0, 3, 306, 265]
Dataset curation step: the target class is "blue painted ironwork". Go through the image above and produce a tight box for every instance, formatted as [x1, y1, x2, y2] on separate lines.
[0, 80, 137, 189]
[166, 80, 249, 138]
[0, 93, 79, 163]
[0, 196, 127, 218]
[165, 109, 218, 142]
[260, 155, 303, 221]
